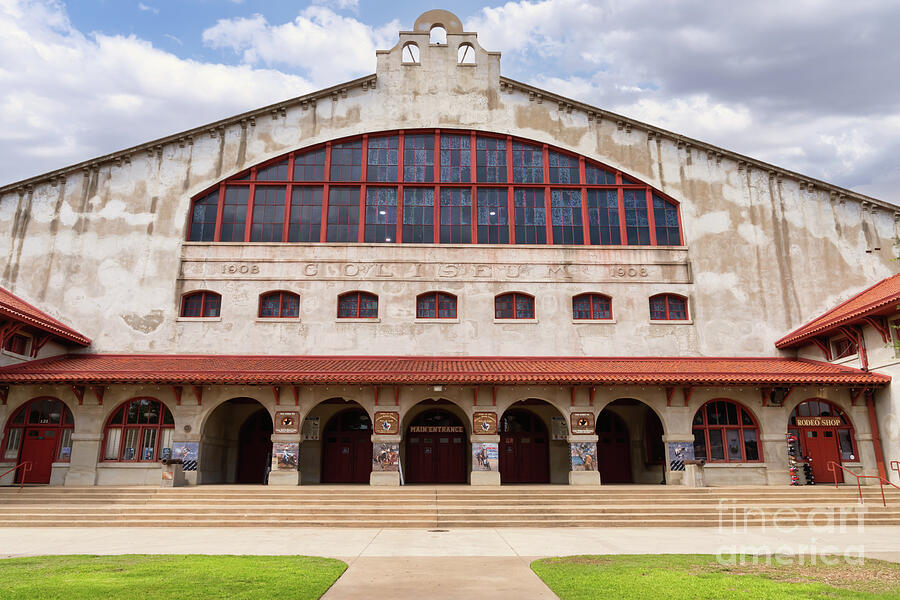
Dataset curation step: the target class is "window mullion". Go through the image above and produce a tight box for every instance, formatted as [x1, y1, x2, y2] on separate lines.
[245, 169, 256, 243]
[506, 136, 514, 244]
[615, 172, 627, 245]
[283, 153, 294, 242]
[469, 132, 478, 243]
[646, 188, 657, 245]
[542, 144, 552, 244]
[214, 183, 226, 242]
[359, 135, 368, 243]
[579, 157, 589, 246]
[433, 130, 441, 244]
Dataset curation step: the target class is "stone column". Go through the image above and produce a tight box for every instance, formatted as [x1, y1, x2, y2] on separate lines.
[268, 433, 301, 486]
[761, 433, 790, 485]
[568, 434, 600, 486]
[371, 434, 401, 486]
[64, 432, 101, 486]
[661, 434, 695, 486]
[470, 434, 500, 485]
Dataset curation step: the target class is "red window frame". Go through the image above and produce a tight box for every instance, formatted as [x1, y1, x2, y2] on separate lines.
[691, 399, 763, 463]
[2, 397, 74, 464]
[258, 291, 300, 318]
[101, 398, 175, 462]
[186, 129, 683, 248]
[416, 292, 458, 319]
[832, 337, 857, 359]
[337, 291, 379, 319]
[3, 333, 30, 355]
[181, 291, 221, 318]
[649, 294, 688, 321]
[572, 293, 612, 320]
[495, 292, 535, 320]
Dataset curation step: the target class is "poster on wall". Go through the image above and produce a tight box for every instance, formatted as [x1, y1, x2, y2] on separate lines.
[372, 443, 400, 472]
[667, 442, 694, 471]
[273, 442, 299, 471]
[551, 416, 568, 441]
[570, 412, 595, 435]
[374, 412, 399, 435]
[473, 413, 498, 435]
[172, 442, 198, 471]
[570, 442, 597, 471]
[302, 417, 320, 441]
[472, 442, 499, 471]
[275, 411, 300, 434]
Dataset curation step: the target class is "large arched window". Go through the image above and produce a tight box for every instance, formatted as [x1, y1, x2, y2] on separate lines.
[692, 399, 761, 463]
[2, 398, 74, 463]
[338, 291, 378, 318]
[181, 291, 221, 317]
[649, 294, 688, 321]
[259, 291, 300, 318]
[572, 293, 612, 320]
[495, 293, 534, 319]
[186, 130, 682, 247]
[416, 292, 457, 319]
[102, 398, 175, 462]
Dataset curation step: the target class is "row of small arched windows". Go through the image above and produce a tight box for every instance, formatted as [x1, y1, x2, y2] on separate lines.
[401, 41, 475, 66]
[180, 290, 690, 321]
[2, 397, 856, 465]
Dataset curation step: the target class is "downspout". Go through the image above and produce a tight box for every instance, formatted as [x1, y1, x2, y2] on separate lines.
[866, 390, 887, 480]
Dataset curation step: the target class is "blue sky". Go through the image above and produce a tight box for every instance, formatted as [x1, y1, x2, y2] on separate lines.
[2, 0, 899, 204]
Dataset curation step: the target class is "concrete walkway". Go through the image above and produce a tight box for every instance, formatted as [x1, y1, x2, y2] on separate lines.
[2, 527, 898, 599]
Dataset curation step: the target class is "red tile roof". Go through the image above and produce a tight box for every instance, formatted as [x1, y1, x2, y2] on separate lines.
[776, 273, 900, 348]
[0, 354, 887, 386]
[0, 287, 91, 346]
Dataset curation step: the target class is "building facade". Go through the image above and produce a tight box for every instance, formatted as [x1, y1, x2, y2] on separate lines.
[0, 10, 897, 488]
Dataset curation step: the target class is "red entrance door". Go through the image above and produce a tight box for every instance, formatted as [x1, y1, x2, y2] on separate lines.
[499, 410, 549, 484]
[405, 409, 466, 484]
[322, 409, 373, 483]
[18, 428, 58, 484]
[804, 429, 843, 484]
[236, 410, 273, 484]
[596, 411, 632, 484]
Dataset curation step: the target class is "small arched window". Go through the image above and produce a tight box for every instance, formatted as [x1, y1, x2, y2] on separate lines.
[649, 294, 687, 321]
[430, 25, 447, 44]
[572, 293, 612, 320]
[338, 291, 378, 318]
[458, 43, 475, 64]
[259, 291, 300, 318]
[416, 292, 457, 319]
[692, 400, 761, 463]
[401, 42, 420, 64]
[188, 191, 219, 241]
[495, 293, 534, 319]
[2, 398, 74, 463]
[181, 291, 221, 318]
[102, 398, 175, 462]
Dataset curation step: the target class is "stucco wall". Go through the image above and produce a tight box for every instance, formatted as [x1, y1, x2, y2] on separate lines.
[0, 22, 897, 359]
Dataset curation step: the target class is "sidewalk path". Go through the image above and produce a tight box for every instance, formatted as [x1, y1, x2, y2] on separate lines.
[2, 527, 898, 599]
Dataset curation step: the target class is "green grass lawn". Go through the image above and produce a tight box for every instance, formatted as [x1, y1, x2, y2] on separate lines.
[0, 554, 347, 600]
[531, 554, 900, 600]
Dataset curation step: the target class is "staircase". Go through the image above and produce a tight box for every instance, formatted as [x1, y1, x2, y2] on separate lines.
[0, 485, 898, 527]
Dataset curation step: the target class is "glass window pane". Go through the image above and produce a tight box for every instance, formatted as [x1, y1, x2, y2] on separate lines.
[293, 148, 326, 181]
[550, 189, 583, 245]
[338, 294, 358, 318]
[402, 188, 434, 243]
[367, 135, 398, 182]
[726, 429, 742, 461]
[326, 187, 360, 242]
[439, 188, 471, 243]
[838, 430, 855, 461]
[623, 190, 650, 245]
[440, 134, 471, 183]
[4, 428, 22, 460]
[364, 187, 397, 243]
[359, 293, 378, 318]
[289, 187, 322, 242]
[587, 189, 620, 245]
[515, 295, 534, 319]
[743, 429, 759, 461]
[585, 164, 617, 184]
[220, 186, 248, 242]
[160, 429, 174, 460]
[514, 189, 546, 244]
[653, 194, 680, 246]
[692, 429, 706, 461]
[104, 428, 122, 460]
[476, 137, 507, 183]
[250, 186, 285, 242]
[123, 429, 139, 460]
[255, 159, 288, 181]
[331, 141, 362, 181]
[417, 294, 436, 318]
[495, 294, 514, 319]
[141, 428, 158, 461]
[512, 142, 543, 183]
[708, 429, 724, 461]
[404, 134, 434, 182]
[573, 295, 591, 319]
[549, 151, 579, 184]
[202, 293, 221, 317]
[189, 191, 219, 242]
[477, 189, 509, 244]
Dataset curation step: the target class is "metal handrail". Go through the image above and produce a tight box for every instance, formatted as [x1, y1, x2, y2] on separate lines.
[0, 461, 32, 490]
[827, 461, 900, 507]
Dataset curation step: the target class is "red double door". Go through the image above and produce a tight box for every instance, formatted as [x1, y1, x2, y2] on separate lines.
[405, 410, 467, 484]
[596, 411, 632, 484]
[801, 429, 843, 484]
[17, 428, 58, 484]
[499, 410, 550, 484]
[321, 409, 373, 484]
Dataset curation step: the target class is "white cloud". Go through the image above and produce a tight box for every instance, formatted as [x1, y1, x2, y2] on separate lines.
[137, 2, 158, 15]
[202, 7, 399, 85]
[0, 0, 313, 185]
[312, 0, 359, 10]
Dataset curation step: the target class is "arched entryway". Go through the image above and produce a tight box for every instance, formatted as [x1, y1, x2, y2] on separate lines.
[499, 406, 550, 484]
[789, 399, 857, 484]
[405, 406, 467, 484]
[199, 398, 273, 484]
[2, 398, 74, 484]
[321, 408, 373, 483]
[597, 399, 666, 484]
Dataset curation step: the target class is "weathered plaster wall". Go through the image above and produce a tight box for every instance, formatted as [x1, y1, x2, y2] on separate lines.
[0, 19, 897, 361]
